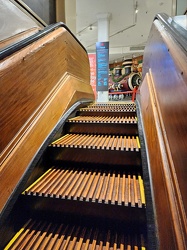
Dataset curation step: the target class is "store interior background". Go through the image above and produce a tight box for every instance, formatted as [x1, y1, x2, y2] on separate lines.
[22, 0, 187, 100]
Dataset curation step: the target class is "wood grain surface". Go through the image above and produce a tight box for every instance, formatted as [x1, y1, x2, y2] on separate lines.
[0, 26, 94, 213]
[137, 19, 187, 249]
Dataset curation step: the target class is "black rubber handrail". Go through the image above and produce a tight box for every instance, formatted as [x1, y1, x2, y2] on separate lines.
[155, 13, 187, 53]
[0, 22, 87, 60]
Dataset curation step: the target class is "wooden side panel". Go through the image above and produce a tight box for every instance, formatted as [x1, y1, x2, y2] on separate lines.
[138, 19, 187, 249]
[0, 27, 94, 213]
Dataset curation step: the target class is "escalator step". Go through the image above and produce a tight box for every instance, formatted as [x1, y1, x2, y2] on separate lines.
[68, 115, 137, 124]
[77, 103, 136, 117]
[50, 134, 140, 151]
[80, 103, 136, 112]
[5, 219, 147, 250]
[22, 167, 145, 207]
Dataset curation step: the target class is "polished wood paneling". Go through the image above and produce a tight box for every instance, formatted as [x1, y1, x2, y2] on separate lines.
[0, 27, 91, 154]
[0, 27, 94, 213]
[138, 19, 187, 249]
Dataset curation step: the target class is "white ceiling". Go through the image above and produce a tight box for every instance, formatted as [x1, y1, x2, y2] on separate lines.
[66, 0, 175, 63]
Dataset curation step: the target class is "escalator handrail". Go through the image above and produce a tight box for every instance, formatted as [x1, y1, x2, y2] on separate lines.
[0, 22, 87, 60]
[155, 13, 187, 53]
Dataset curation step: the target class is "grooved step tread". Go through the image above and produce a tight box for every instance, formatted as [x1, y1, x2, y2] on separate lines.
[5, 219, 147, 250]
[22, 167, 145, 208]
[68, 115, 137, 124]
[81, 103, 136, 112]
[77, 103, 136, 116]
[50, 134, 140, 151]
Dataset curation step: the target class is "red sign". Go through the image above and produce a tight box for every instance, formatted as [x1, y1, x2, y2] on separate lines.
[88, 53, 97, 99]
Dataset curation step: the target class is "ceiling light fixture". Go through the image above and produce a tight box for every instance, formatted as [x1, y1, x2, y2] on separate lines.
[135, 1, 139, 13]
[86, 1, 139, 49]
[77, 21, 97, 36]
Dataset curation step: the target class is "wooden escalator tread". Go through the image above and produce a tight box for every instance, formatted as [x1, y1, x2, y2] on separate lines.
[50, 134, 140, 151]
[4, 103, 149, 249]
[22, 167, 146, 208]
[5, 219, 147, 250]
[77, 103, 137, 117]
[68, 115, 137, 124]
[80, 103, 136, 112]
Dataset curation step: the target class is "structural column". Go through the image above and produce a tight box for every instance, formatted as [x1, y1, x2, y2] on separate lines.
[96, 13, 111, 102]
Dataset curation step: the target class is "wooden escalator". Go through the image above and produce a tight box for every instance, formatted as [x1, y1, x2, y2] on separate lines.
[1, 4, 187, 248]
[3, 103, 151, 249]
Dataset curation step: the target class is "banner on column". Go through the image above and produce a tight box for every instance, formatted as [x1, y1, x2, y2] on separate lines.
[96, 41, 109, 91]
[88, 53, 97, 98]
